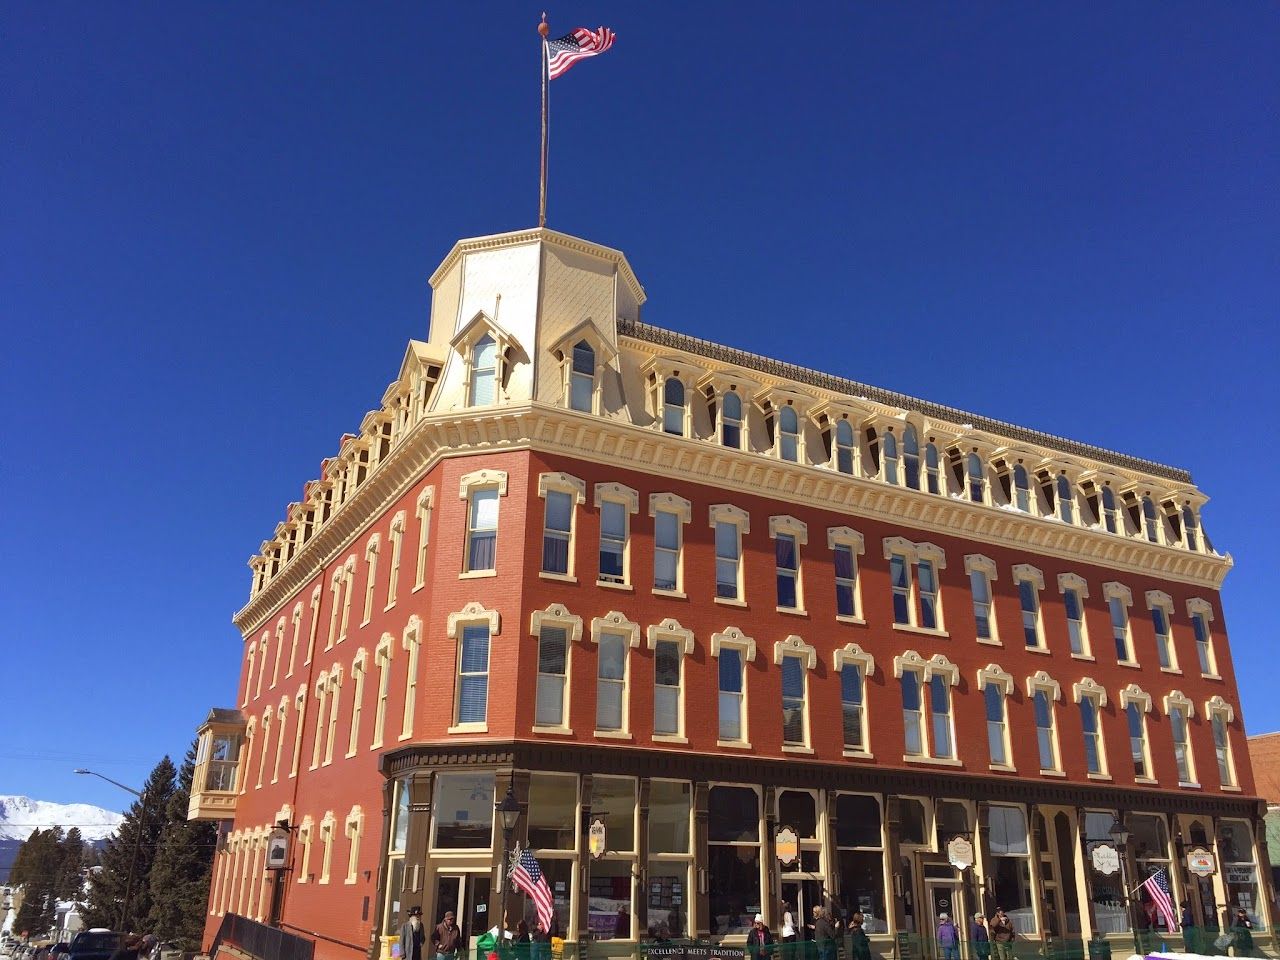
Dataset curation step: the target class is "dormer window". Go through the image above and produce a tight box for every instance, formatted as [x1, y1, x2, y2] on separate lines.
[569, 340, 595, 411]
[882, 431, 899, 484]
[924, 442, 941, 494]
[1013, 464, 1031, 512]
[778, 406, 800, 461]
[966, 453, 986, 504]
[663, 378, 686, 435]
[721, 391, 744, 448]
[1056, 475, 1075, 524]
[1101, 486, 1118, 533]
[834, 420, 855, 474]
[470, 335, 497, 405]
[1182, 506, 1199, 551]
[1142, 496, 1161, 543]
[902, 426, 921, 489]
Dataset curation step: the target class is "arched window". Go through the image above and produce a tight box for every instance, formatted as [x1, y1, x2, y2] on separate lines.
[1013, 465, 1031, 512]
[835, 420, 855, 475]
[902, 426, 921, 489]
[469, 334, 497, 406]
[1182, 506, 1199, 551]
[967, 453, 985, 504]
[778, 406, 800, 462]
[568, 340, 594, 412]
[1142, 496, 1160, 543]
[721, 391, 743, 448]
[882, 431, 899, 484]
[924, 443, 940, 494]
[662, 379, 685, 436]
[1101, 486, 1118, 533]
[1056, 475, 1074, 524]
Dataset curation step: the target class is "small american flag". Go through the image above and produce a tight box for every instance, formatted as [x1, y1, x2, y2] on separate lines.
[1141, 867, 1177, 931]
[546, 27, 615, 80]
[510, 846, 555, 932]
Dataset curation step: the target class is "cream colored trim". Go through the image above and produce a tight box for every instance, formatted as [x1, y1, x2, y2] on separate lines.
[647, 617, 695, 654]
[529, 602, 584, 644]
[926, 653, 959, 684]
[458, 469, 508, 499]
[1102, 581, 1133, 605]
[538, 471, 587, 503]
[1145, 589, 1173, 609]
[591, 611, 641, 648]
[710, 626, 756, 661]
[709, 503, 750, 531]
[1072, 677, 1108, 707]
[917, 542, 947, 568]
[773, 634, 817, 668]
[893, 649, 927, 678]
[832, 642, 875, 676]
[594, 482, 639, 514]
[447, 601, 500, 637]
[1163, 689, 1194, 717]
[1027, 670, 1062, 700]
[1119, 683, 1152, 711]
[1057, 572, 1090, 597]
[977, 663, 1014, 695]
[826, 526, 865, 553]
[768, 515, 808, 544]
[964, 554, 999, 578]
[648, 492, 691, 522]
[1012, 563, 1045, 590]
[1186, 597, 1214, 619]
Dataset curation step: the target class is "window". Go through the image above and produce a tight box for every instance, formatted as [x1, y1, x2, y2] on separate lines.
[918, 554, 941, 629]
[385, 512, 405, 608]
[344, 807, 364, 885]
[649, 618, 693, 739]
[1129, 815, 1174, 932]
[1164, 691, 1197, 784]
[1206, 696, 1236, 787]
[446, 603, 499, 729]
[337, 558, 355, 641]
[928, 673, 954, 758]
[271, 619, 286, 689]
[978, 664, 1014, 768]
[431, 772, 494, 849]
[882, 430, 899, 484]
[536, 626, 569, 727]
[965, 555, 999, 643]
[587, 777, 638, 939]
[894, 651, 958, 761]
[710, 504, 749, 601]
[770, 515, 807, 612]
[650, 494, 691, 594]
[595, 631, 629, 733]
[1120, 684, 1153, 780]
[1057, 574, 1090, 657]
[346, 651, 367, 758]
[413, 486, 434, 591]
[323, 668, 342, 766]
[1014, 565, 1045, 649]
[1142, 496, 1160, 543]
[967, 453, 986, 503]
[721, 390, 744, 448]
[469, 334, 498, 405]
[569, 340, 595, 412]
[255, 707, 271, 788]
[988, 805, 1034, 934]
[1182, 506, 1200, 551]
[1146, 591, 1177, 670]
[539, 473, 585, 578]
[1188, 599, 1217, 676]
[1074, 679, 1108, 776]
[270, 698, 287, 783]
[647, 780, 692, 938]
[925, 442, 941, 494]
[1013, 464, 1032, 512]
[775, 636, 815, 749]
[595, 483, 637, 587]
[835, 795, 888, 933]
[1219, 819, 1261, 925]
[900, 669, 925, 756]
[362, 535, 380, 624]
[1099, 484, 1119, 533]
[1104, 582, 1135, 663]
[460, 470, 507, 574]
[902, 425, 921, 489]
[829, 527, 864, 621]
[884, 538, 947, 632]
[309, 675, 328, 770]
[1028, 672, 1062, 773]
[290, 685, 306, 778]
[890, 551, 912, 625]
[372, 634, 393, 749]
[1056, 475, 1075, 524]
[712, 627, 756, 745]
[663, 378, 686, 435]
[778, 406, 800, 462]
[836, 652, 869, 753]
[707, 785, 762, 936]
[305, 585, 321, 665]
[834, 419, 855, 474]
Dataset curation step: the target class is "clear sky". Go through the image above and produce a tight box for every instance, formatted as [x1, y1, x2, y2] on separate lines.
[3, 3, 1277, 814]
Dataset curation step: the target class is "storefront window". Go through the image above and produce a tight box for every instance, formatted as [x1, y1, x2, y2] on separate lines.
[709, 785, 762, 936]
[650, 780, 691, 853]
[779, 790, 818, 839]
[836, 794, 887, 933]
[1220, 819, 1261, 926]
[936, 801, 970, 848]
[383, 857, 406, 935]
[1082, 810, 1126, 934]
[899, 798, 928, 846]
[528, 774, 577, 850]
[648, 780, 692, 939]
[988, 805, 1034, 934]
[1130, 814, 1172, 932]
[591, 776, 637, 852]
[588, 858, 634, 939]
[523, 857, 573, 936]
[431, 772, 494, 849]
[391, 777, 411, 853]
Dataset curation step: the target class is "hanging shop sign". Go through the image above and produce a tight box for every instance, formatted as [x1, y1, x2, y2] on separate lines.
[776, 826, 799, 865]
[1186, 848, 1217, 877]
[1091, 844, 1121, 876]
[588, 818, 607, 859]
[947, 836, 975, 871]
[266, 826, 290, 870]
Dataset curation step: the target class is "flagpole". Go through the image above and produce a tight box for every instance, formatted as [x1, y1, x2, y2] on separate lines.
[538, 13, 550, 228]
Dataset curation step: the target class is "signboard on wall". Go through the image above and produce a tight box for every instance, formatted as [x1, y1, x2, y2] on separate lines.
[1186, 848, 1217, 877]
[589, 818, 607, 859]
[947, 837, 975, 871]
[266, 826, 290, 870]
[776, 826, 799, 865]
[1091, 844, 1120, 876]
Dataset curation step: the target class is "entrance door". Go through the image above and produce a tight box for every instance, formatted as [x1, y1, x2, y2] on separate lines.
[435, 874, 494, 953]
[781, 878, 826, 940]
[925, 882, 961, 958]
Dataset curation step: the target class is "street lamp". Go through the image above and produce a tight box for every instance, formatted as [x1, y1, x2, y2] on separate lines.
[495, 788, 520, 896]
[1108, 817, 1142, 955]
[75, 768, 147, 933]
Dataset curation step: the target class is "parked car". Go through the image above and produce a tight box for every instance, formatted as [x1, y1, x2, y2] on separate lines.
[66, 931, 121, 960]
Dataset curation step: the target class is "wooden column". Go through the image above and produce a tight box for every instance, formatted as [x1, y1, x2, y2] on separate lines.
[826, 791, 841, 912]
[366, 777, 398, 960]
[576, 773, 593, 943]
[885, 796, 906, 933]
[637, 777, 652, 937]
[764, 785, 779, 924]
[694, 781, 710, 939]
[402, 771, 435, 915]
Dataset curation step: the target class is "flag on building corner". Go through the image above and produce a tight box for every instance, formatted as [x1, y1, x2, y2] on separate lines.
[546, 26, 616, 79]
[1141, 867, 1178, 931]
[510, 845, 555, 932]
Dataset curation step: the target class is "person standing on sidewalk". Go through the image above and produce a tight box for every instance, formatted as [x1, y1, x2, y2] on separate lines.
[971, 913, 991, 960]
[433, 910, 462, 960]
[399, 906, 426, 960]
[937, 913, 960, 960]
[990, 909, 1016, 960]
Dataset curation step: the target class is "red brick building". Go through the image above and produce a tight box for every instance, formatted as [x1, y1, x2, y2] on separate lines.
[189, 229, 1273, 959]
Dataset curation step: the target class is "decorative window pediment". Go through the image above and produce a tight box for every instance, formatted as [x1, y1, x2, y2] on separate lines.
[1103, 581, 1133, 605]
[529, 602, 583, 644]
[595, 482, 639, 514]
[591, 611, 641, 647]
[965, 554, 998, 578]
[449, 310, 527, 361]
[1026, 670, 1061, 700]
[446, 602, 499, 638]
[1012, 564, 1045, 589]
[883, 536, 918, 562]
[1057, 572, 1089, 596]
[459, 469, 508, 499]
[538, 471, 587, 503]
[833, 642, 875, 677]
[402, 614, 423, 650]
[768, 515, 808, 544]
[649, 492, 692, 522]
[1186, 597, 1214, 619]
[977, 663, 1014, 695]
[710, 503, 751, 532]
[1163, 689, 1194, 716]
[1072, 677, 1108, 707]
[375, 632, 395, 662]
[917, 543, 947, 567]
[710, 626, 756, 662]
[547, 318, 617, 364]
[773, 634, 816, 668]
[1119, 683, 1151, 711]
[647, 617, 695, 654]
[1205, 695, 1233, 722]
[1145, 589, 1173, 609]
[926, 654, 959, 684]
[827, 527, 865, 553]
[893, 649, 927, 678]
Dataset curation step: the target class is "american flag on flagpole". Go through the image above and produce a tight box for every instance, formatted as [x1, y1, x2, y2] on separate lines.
[546, 26, 616, 79]
[510, 846, 555, 932]
[1141, 867, 1177, 931]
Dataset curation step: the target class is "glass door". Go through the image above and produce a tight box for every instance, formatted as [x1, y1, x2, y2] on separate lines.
[925, 882, 961, 959]
[434, 875, 465, 954]
[466, 875, 493, 951]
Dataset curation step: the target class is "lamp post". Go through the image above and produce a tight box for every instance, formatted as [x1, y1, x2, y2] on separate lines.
[1109, 816, 1142, 956]
[496, 788, 521, 896]
[76, 769, 148, 933]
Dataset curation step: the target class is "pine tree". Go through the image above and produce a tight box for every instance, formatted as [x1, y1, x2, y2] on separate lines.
[11, 828, 61, 938]
[81, 756, 177, 932]
[56, 827, 87, 903]
[146, 740, 218, 950]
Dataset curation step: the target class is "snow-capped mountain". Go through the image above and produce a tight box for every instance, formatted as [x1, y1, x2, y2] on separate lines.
[0, 795, 123, 842]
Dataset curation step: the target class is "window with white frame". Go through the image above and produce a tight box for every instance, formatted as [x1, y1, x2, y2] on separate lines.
[1056, 475, 1075, 524]
[770, 515, 807, 612]
[650, 494, 691, 594]
[344, 806, 364, 885]
[1027, 671, 1062, 773]
[1120, 684, 1153, 781]
[966, 452, 987, 503]
[568, 339, 595, 412]
[1182, 505, 1200, 551]
[721, 389, 744, 449]
[290, 684, 306, 778]
[834, 644, 874, 755]
[1013, 464, 1032, 512]
[978, 664, 1014, 768]
[460, 470, 507, 574]
[469, 334, 498, 406]
[1145, 591, 1177, 671]
[271, 619, 286, 689]
[308, 675, 327, 770]
[595, 483, 637, 587]
[1074, 679, 1108, 776]
[711, 504, 750, 602]
[347, 650, 367, 758]
[662, 377, 686, 435]
[1142, 495, 1161, 543]
[242, 643, 255, 707]
[323, 666, 342, 766]
[1206, 696, 1236, 788]
[399, 616, 422, 740]
[649, 618, 693, 739]
[592, 612, 639, 735]
[372, 633, 393, 749]
[1164, 691, 1197, 784]
[1013, 564, 1045, 649]
[987, 805, 1035, 934]
[256, 707, 271, 788]
[318, 812, 336, 884]
[448, 603, 499, 729]
[884, 538, 946, 631]
[894, 651, 958, 761]
[413, 486, 434, 591]
[255, 634, 268, 699]
[271, 696, 288, 783]
[530, 603, 583, 730]
[1219, 819, 1262, 925]
[362, 535, 380, 624]
[1104, 582, 1135, 664]
[338, 557, 355, 641]
[902, 425, 921, 489]
[829, 527, 864, 621]
[834, 419, 856, 474]
[386, 512, 405, 607]
[777, 405, 801, 462]
[538, 472, 586, 578]
[305, 586, 321, 665]
[287, 605, 303, 679]
[965, 555, 999, 643]
[882, 430, 899, 484]
[1188, 599, 1217, 676]
[775, 636, 815, 749]
[712, 627, 755, 746]
[297, 817, 314, 884]
[1099, 485, 1118, 533]
[1057, 574, 1090, 657]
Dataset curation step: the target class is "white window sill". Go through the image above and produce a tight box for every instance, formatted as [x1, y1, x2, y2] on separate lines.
[412, 583, 425, 594]
[596, 580, 634, 592]
[652, 734, 689, 745]
[1178, 781, 1202, 790]
[344, 750, 358, 760]
[593, 730, 633, 741]
[459, 569, 497, 580]
[1220, 784, 1241, 792]
[397, 731, 413, 742]
[532, 724, 574, 736]
[1201, 672, 1222, 681]
[1039, 769, 1067, 778]
[383, 602, 397, 612]
[1118, 660, 1142, 669]
[652, 588, 687, 600]
[1160, 666, 1183, 675]
[777, 606, 808, 617]
[715, 596, 748, 608]
[977, 637, 1003, 646]
[344, 878, 357, 886]
[1026, 646, 1052, 656]
[782, 744, 814, 754]
[1071, 653, 1096, 661]
[360, 618, 372, 628]
[1087, 772, 1113, 781]
[892, 623, 950, 639]
[539, 571, 578, 584]
[904, 755, 963, 767]
[1134, 777, 1158, 785]
[717, 739, 753, 750]
[446, 722, 489, 734]
[835, 614, 866, 626]
[989, 763, 1018, 773]
[843, 749, 874, 760]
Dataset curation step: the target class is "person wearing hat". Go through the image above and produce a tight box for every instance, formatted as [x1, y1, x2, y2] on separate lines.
[747, 913, 775, 960]
[937, 913, 960, 960]
[433, 909, 463, 959]
[399, 906, 427, 960]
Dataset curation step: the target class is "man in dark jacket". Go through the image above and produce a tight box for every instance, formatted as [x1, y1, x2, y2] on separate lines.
[970, 914, 990, 960]
[433, 911, 463, 959]
[399, 906, 426, 960]
[811, 907, 838, 960]
[990, 909, 1015, 960]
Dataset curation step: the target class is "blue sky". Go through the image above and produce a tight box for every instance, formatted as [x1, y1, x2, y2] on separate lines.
[3, 2, 1277, 813]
